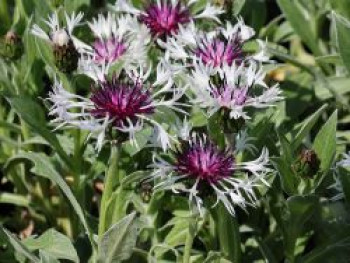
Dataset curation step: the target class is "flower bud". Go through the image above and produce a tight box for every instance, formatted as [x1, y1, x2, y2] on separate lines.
[219, 108, 245, 133]
[0, 31, 24, 61]
[139, 182, 152, 203]
[52, 37, 79, 73]
[51, 0, 64, 8]
[292, 149, 320, 178]
[91, 0, 106, 8]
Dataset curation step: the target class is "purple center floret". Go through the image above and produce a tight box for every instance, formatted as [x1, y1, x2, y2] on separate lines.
[195, 38, 243, 67]
[139, 1, 190, 39]
[212, 85, 248, 108]
[90, 78, 154, 128]
[93, 38, 127, 63]
[175, 139, 234, 183]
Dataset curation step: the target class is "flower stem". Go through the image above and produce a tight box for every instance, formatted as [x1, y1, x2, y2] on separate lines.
[216, 203, 241, 263]
[183, 217, 196, 263]
[98, 144, 120, 238]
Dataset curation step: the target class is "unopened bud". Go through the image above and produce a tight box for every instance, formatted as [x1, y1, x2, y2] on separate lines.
[53, 39, 79, 73]
[219, 108, 245, 133]
[51, 0, 64, 8]
[0, 31, 24, 60]
[139, 182, 152, 203]
[91, 0, 106, 8]
[292, 149, 320, 178]
[51, 29, 70, 47]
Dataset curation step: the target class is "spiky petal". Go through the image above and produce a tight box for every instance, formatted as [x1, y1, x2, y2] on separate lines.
[90, 77, 155, 128]
[175, 137, 234, 183]
[139, 0, 190, 39]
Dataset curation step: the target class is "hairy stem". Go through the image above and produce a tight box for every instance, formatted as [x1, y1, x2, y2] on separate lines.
[183, 218, 196, 263]
[98, 144, 120, 238]
[216, 203, 241, 263]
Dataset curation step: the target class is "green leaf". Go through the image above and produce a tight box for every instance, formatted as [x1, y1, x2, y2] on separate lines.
[277, 0, 322, 55]
[64, 0, 89, 11]
[39, 251, 60, 263]
[313, 111, 337, 172]
[164, 217, 190, 247]
[232, 0, 245, 15]
[23, 229, 79, 263]
[330, 0, 350, 21]
[203, 251, 231, 263]
[301, 236, 350, 263]
[1, 227, 40, 263]
[6, 96, 72, 168]
[291, 104, 328, 151]
[315, 55, 341, 66]
[0, 193, 30, 207]
[121, 171, 148, 188]
[215, 203, 241, 262]
[333, 12, 350, 74]
[338, 167, 350, 204]
[5, 152, 92, 242]
[98, 212, 140, 263]
[272, 157, 299, 195]
[283, 195, 319, 259]
[122, 127, 152, 156]
[315, 77, 350, 99]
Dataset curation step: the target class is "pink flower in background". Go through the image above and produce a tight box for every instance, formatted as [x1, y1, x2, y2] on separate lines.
[195, 37, 243, 67]
[112, 0, 223, 39]
[139, 1, 190, 39]
[82, 13, 149, 67]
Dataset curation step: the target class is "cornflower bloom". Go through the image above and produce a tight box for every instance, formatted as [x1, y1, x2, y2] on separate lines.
[84, 13, 149, 67]
[150, 132, 272, 215]
[111, 0, 223, 40]
[159, 19, 268, 70]
[187, 62, 282, 120]
[47, 65, 186, 151]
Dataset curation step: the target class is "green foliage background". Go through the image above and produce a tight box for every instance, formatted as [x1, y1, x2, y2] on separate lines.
[1, 0, 350, 262]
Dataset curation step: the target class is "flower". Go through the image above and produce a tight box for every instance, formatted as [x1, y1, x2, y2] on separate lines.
[159, 19, 268, 68]
[47, 65, 185, 152]
[31, 12, 89, 72]
[112, 0, 223, 39]
[84, 13, 149, 66]
[187, 62, 282, 120]
[175, 136, 234, 183]
[139, 0, 190, 39]
[90, 76, 155, 128]
[150, 133, 272, 215]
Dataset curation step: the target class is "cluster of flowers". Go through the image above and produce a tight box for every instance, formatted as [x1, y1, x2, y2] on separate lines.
[31, 0, 282, 216]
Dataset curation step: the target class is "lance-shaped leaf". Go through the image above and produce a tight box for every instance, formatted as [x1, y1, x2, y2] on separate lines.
[1, 226, 40, 263]
[23, 229, 79, 263]
[6, 96, 72, 168]
[5, 152, 92, 242]
[313, 111, 337, 173]
[333, 12, 350, 74]
[97, 212, 140, 263]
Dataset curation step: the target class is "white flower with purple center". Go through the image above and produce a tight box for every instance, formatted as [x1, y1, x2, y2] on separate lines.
[150, 133, 272, 215]
[85, 13, 150, 66]
[111, 0, 223, 39]
[188, 62, 282, 119]
[159, 19, 268, 69]
[31, 11, 89, 51]
[48, 66, 185, 152]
